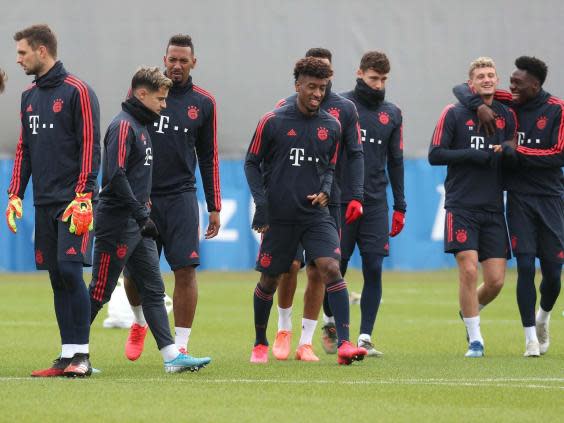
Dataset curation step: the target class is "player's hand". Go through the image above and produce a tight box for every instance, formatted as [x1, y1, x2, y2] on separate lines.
[492, 145, 502, 153]
[477, 104, 496, 137]
[205, 211, 221, 239]
[252, 204, 269, 233]
[389, 210, 405, 237]
[307, 192, 329, 207]
[62, 192, 93, 236]
[345, 199, 363, 224]
[140, 217, 159, 239]
[5, 194, 23, 234]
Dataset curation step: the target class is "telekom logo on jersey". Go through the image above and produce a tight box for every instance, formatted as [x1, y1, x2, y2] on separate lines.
[29, 115, 54, 134]
[289, 148, 319, 167]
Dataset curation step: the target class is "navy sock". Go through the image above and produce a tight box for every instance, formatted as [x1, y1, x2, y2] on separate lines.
[516, 254, 537, 327]
[49, 270, 74, 345]
[322, 292, 333, 318]
[58, 261, 91, 345]
[253, 283, 274, 346]
[360, 253, 383, 336]
[326, 279, 350, 346]
[539, 259, 562, 312]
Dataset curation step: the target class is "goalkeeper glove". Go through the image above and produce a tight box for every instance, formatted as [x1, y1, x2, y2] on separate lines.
[62, 192, 93, 236]
[344, 200, 363, 224]
[5, 194, 23, 234]
[140, 217, 159, 239]
[389, 210, 405, 237]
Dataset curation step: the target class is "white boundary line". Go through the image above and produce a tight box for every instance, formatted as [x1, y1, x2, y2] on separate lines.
[1, 376, 563, 390]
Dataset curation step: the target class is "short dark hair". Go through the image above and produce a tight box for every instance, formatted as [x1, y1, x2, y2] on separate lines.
[294, 57, 333, 82]
[166, 34, 194, 54]
[359, 51, 390, 74]
[305, 47, 332, 63]
[14, 24, 57, 58]
[131, 66, 173, 92]
[515, 56, 548, 86]
[0, 68, 6, 93]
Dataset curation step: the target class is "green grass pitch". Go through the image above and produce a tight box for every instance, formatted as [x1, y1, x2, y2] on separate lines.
[0, 269, 562, 422]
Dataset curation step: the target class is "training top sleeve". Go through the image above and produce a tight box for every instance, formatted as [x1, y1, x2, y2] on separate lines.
[7, 110, 31, 199]
[319, 125, 340, 197]
[244, 113, 276, 207]
[105, 121, 149, 223]
[195, 95, 221, 212]
[70, 83, 101, 194]
[342, 107, 364, 202]
[387, 109, 406, 211]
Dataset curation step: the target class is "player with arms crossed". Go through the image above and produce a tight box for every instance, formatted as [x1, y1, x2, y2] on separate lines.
[123, 34, 220, 361]
[429, 57, 516, 358]
[245, 57, 367, 365]
[453, 56, 563, 356]
[7, 25, 100, 377]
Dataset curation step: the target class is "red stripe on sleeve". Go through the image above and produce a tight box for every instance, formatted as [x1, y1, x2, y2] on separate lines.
[275, 98, 287, 108]
[194, 86, 222, 210]
[432, 104, 454, 146]
[8, 118, 24, 196]
[118, 121, 130, 167]
[65, 76, 94, 193]
[330, 140, 340, 165]
[250, 112, 275, 155]
[356, 122, 362, 145]
[517, 98, 564, 156]
[494, 89, 513, 102]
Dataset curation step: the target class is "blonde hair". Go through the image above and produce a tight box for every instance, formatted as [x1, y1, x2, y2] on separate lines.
[131, 66, 172, 92]
[0, 68, 6, 93]
[468, 57, 496, 78]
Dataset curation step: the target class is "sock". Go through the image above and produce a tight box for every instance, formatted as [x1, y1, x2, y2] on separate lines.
[516, 254, 537, 327]
[322, 292, 333, 319]
[49, 270, 74, 345]
[536, 308, 551, 324]
[160, 344, 180, 361]
[74, 344, 89, 354]
[253, 283, 274, 346]
[132, 305, 147, 326]
[326, 279, 350, 346]
[323, 314, 335, 324]
[539, 259, 562, 312]
[278, 306, 292, 331]
[524, 326, 538, 343]
[61, 344, 76, 359]
[359, 253, 383, 335]
[175, 327, 191, 350]
[358, 333, 371, 345]
[298, 318, 318, 346]
[463, 316, 483, 344]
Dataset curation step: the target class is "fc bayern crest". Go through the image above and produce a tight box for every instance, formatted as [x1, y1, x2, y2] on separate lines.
[260, 253, 272, 268]
[537, 116, 547, 130]
[495, 116, 505, 129]
[379, 112, 390, 125]
[317, 127, 328, 141]
[511, 235, 518, 250]
[187, 105, 199, 120]
[456, 229, 467, 243]
[53, 98, 64, 113]
[116, 244, 128, 259]
[35, 249, 44, 265]
[328, 107, 340, 120]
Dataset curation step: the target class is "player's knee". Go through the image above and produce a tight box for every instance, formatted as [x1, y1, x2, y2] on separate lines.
[458, 260, 478, 283]
[516, 255, 536, 280]
[362, 254, 383, 275]
[48, 270, 66, 292]
[540, 260, 562, 285]
[319, 259, 342, 282]
[259, 273, 279, 294]
[57, 260, 84, 292]
[288, 260, 302, 275]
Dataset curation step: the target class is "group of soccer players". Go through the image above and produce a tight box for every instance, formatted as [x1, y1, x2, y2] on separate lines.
[430, 56, 563, 358]
[2, 23, 561, 375]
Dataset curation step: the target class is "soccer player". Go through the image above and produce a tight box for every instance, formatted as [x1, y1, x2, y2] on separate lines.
[453, 56, 563, 357]
[429, 57, 516, 358]
[245, 57, 367, 365]
[339, 51, 406, 356]
[122, 34, 220, 360]
[88, 67, 210, 373]
[6, 25, 100, 377]
[272, 48, 364, 360]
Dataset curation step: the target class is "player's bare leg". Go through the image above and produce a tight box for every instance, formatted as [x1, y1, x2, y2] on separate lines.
[456, 250, 484, 357]
[173, 266, 198, 352]
[478, 258, 506, 307]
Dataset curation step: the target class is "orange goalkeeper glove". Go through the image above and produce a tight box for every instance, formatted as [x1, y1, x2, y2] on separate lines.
[5, 194, 23, 234]
[62, 192, 93, 236]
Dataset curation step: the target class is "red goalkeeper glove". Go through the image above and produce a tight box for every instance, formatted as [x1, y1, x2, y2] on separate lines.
[62, 192, 93, 236]
[5, 194, 23, 234]
[389, 210, 405, 237]
[345, 200, 363, 224]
